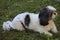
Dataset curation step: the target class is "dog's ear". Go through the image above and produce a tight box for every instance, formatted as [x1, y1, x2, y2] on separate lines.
[39, 8, 49, 26]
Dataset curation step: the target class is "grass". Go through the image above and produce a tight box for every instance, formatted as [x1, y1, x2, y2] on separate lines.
[0, 0, 60, 40]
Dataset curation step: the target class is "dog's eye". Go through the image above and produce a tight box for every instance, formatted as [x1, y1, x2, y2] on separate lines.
[54, 13, 56, 15]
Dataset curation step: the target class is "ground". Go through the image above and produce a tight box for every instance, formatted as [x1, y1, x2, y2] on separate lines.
[0, 0, 60, 40]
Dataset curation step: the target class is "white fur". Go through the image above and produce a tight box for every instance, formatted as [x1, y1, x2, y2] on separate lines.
[46, 6, 56, 11]
[3, 21, 14, 31]
[3, 6, 58, 36]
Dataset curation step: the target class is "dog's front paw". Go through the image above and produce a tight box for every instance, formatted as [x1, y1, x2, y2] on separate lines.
[45, 32, 53, 36]
[54, 30, 58, 33]
[48, 33, 53, 36]
[52, 28, 58, 33]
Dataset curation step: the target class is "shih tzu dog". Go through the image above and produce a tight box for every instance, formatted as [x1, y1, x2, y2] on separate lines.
[3, 6, 58, 36]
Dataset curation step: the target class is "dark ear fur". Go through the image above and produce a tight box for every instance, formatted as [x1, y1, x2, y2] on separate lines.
[39, 8, 49, 26]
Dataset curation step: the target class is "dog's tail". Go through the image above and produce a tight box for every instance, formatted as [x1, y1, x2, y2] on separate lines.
[3, 21, 14, 31]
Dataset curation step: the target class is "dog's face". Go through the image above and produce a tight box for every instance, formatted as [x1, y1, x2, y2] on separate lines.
[46, 6, 57, 20]
[39, 6, 57, 26]
[51, 11, 57, 20]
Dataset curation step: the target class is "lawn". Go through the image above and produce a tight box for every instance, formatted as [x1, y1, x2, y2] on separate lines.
[0, 0, 60, 40]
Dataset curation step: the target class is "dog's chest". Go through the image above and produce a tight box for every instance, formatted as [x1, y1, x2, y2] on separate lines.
[44, 20, 54, 31]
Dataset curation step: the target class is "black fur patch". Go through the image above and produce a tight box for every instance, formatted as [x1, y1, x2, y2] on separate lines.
[39, 16, 49, 26]
[24, 14, 30, 26]
[39, 8, 50, 26]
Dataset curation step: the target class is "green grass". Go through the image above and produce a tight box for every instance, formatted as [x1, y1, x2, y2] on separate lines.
[0, 0, 60, 40]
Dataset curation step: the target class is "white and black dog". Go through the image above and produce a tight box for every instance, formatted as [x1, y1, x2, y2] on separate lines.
[3, 6, 58, 36]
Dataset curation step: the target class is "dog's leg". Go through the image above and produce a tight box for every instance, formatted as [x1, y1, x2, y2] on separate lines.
[12, 21, 25, 31]
[51, 22, 58, 33]
[34, 28, 53, 36]
[51, 24, 58, 33]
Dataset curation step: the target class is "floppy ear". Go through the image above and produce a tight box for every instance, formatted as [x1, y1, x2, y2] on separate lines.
[39, 8, 49, 26]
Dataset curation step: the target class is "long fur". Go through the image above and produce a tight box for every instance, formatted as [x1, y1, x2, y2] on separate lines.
[2, 6, 58, 36]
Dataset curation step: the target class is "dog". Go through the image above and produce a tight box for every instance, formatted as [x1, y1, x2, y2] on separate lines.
[3, 6, 58, 36]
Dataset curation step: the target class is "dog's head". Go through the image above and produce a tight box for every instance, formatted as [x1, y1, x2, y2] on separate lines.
[39, 6, 57, 26]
